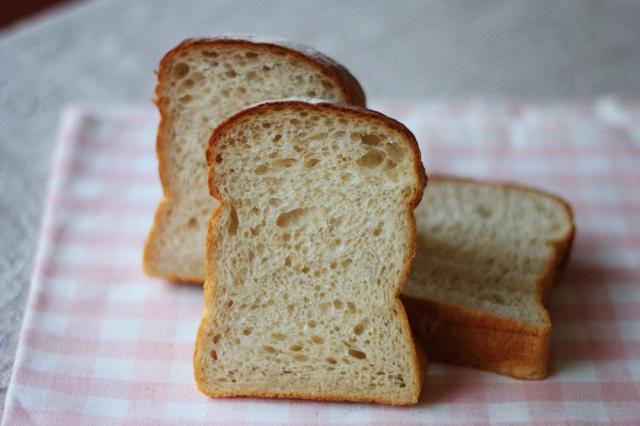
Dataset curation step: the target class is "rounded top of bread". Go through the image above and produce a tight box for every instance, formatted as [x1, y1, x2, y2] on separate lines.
[157, 36, 366, 107]
[205, 99, 427, 207]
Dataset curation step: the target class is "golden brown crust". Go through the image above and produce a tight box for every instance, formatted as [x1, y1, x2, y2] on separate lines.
[402, 175, 575, 380]
[403, 296, 550, 379]
[197, 100, 427, 405]
[143, 37, 366, 283]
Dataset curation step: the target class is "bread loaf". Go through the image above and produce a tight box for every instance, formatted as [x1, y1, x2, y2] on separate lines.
[194, 100, 427, 405]
[144, 37, 365, 282]
[402, 177, 575, 379]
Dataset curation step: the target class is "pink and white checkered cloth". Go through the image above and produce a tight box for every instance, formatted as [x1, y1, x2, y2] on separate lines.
[3, 100, 640, 425]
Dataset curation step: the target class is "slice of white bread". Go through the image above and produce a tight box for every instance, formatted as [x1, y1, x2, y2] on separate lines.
[144, 37, 366, 282]
[194, 100, 427, 405]
[402, 177, 575, 379]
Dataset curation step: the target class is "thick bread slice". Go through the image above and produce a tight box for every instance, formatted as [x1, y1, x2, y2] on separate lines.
[402, 177, 575, 379]
[194, 100, 427, 405]
[144, 37, 366, 282]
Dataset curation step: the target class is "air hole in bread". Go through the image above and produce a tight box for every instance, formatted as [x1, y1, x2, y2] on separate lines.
[348, 348, 367, 360]
[333, 299, 343, 309]
[353, 320, 367, 335]
[326, 357, 337, 364]
[289, 343, 304, 352]
[311, 335, 324, 344]
[254, 164, 269, 175]
[357, 149, 386, 168]
[173, 62, 190, 78]
[305, 158, 319, 168]
[178, 94, 192, 103]
[474, 205, 492, 218]
[276, 208, 310, 227]
[272, 158, 296, 168]
[243, 328, 252, 336]
[385, 141, 405, 162]
[372, 222, 384, 236]
[271, 332, 287, 341]
[210, 350, 217, 360]
[361, 134, 381, 146]
[187, 217, 198, 228]
[307, 320, 317, 328]
[243, 71, 257, 81]
[347, 301, 356, 313]
[293, 354, 308, 361]
[385, 160, 397, 170]
[263, 345, 277, 354]
[226, 299, 234, 308]
[245, 51, 259, 59]
[201, 50, 219, 58]
[302, 266, 310, 273]
[262, 65, 271, 72]
[191, 72, 204, 83]
[228, 207, 239, 235]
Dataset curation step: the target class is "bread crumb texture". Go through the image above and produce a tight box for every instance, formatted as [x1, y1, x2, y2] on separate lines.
[404, 179, 572, 324]
[194, 101, 425, 405]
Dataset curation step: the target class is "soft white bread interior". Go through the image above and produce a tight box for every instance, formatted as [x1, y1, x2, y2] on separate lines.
[194, 100, 427, 405]
[144, 37, 365, 282]
[402, 177, 574, 379]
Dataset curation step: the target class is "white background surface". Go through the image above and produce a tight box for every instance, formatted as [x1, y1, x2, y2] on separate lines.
[1, 0, 640, 416]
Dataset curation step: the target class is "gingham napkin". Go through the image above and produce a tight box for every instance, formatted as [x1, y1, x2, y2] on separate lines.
[3, 100, 640, 425]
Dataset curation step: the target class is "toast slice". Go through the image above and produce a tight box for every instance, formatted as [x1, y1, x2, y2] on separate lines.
[402, 177, 574, 379]
[144, 37, 365, 282]
[194, 100, 427, 405]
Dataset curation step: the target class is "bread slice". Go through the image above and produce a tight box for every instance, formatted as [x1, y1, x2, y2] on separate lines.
[401, 177, 574, 379]
[144, 37, 366, 282]
[193, 100, 427, 405]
